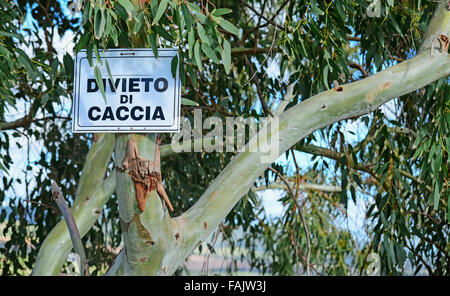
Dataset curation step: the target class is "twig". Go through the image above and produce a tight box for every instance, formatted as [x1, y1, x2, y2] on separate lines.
[348, 62, 368, 78]
[51, 181, 89, 276]
[290, 149, 311, 276]
[268, 167, 311, 275]
[24, 199, 58, 211]
[346, 35, 361, 42]
[359, 239, 373, 276]
[240, 0, 286, 31]
[253, 0, 268, 55]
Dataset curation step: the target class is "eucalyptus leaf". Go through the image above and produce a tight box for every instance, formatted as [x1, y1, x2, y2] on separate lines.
[201, 42, 220, 64]
[153, 0, 168, 25]
[94, 65, 107, 103]
[181, 97, 199, 106]
[222, 39, 231, 74]
[217, 18, 239, 35]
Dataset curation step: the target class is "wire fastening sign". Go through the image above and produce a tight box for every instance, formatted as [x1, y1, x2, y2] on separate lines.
[72, 48, 181, 133]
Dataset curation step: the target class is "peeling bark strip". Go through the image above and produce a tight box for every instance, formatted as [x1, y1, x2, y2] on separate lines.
[121, 138, 174, 212]
[131, 213, 154, 245]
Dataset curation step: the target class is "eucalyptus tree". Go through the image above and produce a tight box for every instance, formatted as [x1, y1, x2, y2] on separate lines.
[0, 0, 449, 276]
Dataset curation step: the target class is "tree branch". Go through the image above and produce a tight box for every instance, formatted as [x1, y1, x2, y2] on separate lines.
[253, 182, 341, 193]
[240, 0, 286, 31]
[348, 62, 369, 78]
[33, 134, 115, 275]
[297, 143, 432, 192]
[268, 167, 311, 275]
[51, 181, 88, 276]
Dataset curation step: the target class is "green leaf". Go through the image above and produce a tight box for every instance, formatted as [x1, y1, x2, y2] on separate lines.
[186, 1, 207, 22]
[94, 8, 106, 39]
[181, 97, 198, 106]
[134, 11, 144, 34]
[218, 18, 239, 35]
[212, 8, 232, 17]
[81, 2, 91, 24]
[86, 43, 93, 66]
[153, 25, 174, 43]
[323, 64, 329, 88]
[94, 65, 107, 103]
[179, 59, 185, 86]
[63, 53, 74, 80]
[181, 3, 193, 32]
[150, 0, 158, 17]
[111, 26, 119, 46]
[222, 39, 231, 74]
[197, 23, 209, 45]
[105, 13, 112, 36]
[105, 59, 115, 91]
[114, 3, 128, 20]
[389, 15, 403, 37]
[148, 33, 159, 58]
[433, 182, 440, 210]
[0, 30, 25, 43]
[186, 64, 197, 87]
[108, 9, 117, 21]
[188, 30, 195, 59]
[310, 2, 325, 16]
[192, 10, 208, 23]
[117, 0, 136, 16]
[171, 55, 178, 79]
[350, 184, 356, 204]
[447, 195, 450, 221]
[41, 93, 50, 106]
[201, 42, 220, 64]
[0, 160, 8, 175]
[153, 0, 169, 25]
[194, 40, 202, 71]
[16, 49, 35, 80]
[51, 58, 59, 78]
[93, 44, 103, 66]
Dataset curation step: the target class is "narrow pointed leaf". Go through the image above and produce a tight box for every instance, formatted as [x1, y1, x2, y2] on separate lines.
[218, 18, 239, 35]
[153, 0, 169, 25]
[94, 65, 107, 103]
[222, 39, 231, 74]
[201, 42, 220, 64]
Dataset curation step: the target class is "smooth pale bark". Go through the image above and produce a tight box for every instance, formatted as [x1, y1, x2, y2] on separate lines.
[32, 134, 115, 275]
[420, 2, 450, 52]
[107, 134, 183, 275]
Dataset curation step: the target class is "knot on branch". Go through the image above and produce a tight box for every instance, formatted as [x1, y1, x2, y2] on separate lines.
[120, 138, 173, 212]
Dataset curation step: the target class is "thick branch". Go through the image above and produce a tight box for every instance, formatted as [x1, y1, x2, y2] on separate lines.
[420, 1, 450, 52]
[51, 181, 88, 276]
[32, 134, 115, 275]
[0, 115, 32, 131]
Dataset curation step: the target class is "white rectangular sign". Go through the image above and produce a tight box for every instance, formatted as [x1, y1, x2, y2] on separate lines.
[72, 48, 180, 133]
